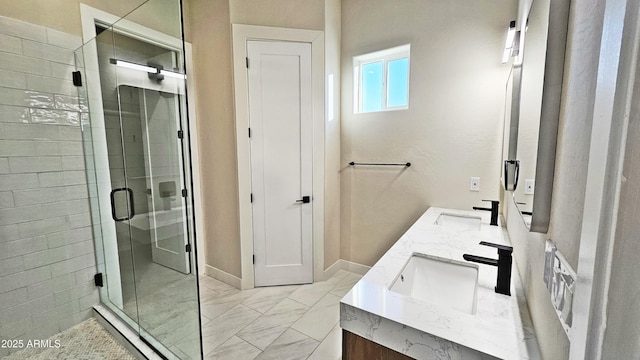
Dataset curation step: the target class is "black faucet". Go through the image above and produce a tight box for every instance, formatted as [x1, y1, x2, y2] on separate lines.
[463, 241, 513, 296]
[472, 200, 499, 226]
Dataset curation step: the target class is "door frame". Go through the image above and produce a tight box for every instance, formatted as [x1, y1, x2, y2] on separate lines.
[232, 24, 325, 289]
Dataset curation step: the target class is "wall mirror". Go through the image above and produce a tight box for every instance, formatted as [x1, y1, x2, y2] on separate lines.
[502, 65, 521, 194]
[514, 0, 548, 226]
[505, 0, 570, 232]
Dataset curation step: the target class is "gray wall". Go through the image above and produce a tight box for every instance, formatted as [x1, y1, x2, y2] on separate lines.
[0, 15, 98, 357]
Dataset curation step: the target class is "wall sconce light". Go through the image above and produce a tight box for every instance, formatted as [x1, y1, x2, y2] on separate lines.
[110, 58, 186, 80]
[160, 70, 186, 79]
[502, 20, 517, 64]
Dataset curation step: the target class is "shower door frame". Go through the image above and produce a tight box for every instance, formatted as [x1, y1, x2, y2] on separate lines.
[80, 4, 204, 277]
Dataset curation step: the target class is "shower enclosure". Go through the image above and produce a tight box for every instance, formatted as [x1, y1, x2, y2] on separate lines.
[74, 1, 202, 359]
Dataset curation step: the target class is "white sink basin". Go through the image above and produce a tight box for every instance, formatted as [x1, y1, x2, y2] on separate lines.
[389, 253, 479, 314]
[434, 213, 482, 230]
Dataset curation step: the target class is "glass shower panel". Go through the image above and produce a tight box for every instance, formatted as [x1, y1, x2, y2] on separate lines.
[98, 26, 144, 326]
[76, 29, 142, 328]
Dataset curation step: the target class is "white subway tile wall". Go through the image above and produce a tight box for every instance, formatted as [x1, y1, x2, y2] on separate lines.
[0, 15, 97, 357]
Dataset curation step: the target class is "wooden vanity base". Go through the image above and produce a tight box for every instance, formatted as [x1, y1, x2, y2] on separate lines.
[342, 329, 414, 360]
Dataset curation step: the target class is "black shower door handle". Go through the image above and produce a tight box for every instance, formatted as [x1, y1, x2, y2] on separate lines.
[110, 187, 135, 222]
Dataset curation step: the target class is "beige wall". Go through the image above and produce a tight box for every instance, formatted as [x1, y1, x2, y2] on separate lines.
[188, 0, 242, 277]
[324, 0, 341, 269]
[229, 0, 324, 30]
[0, 0, 142, 35]
[340, 0, 515, 266]
[0, 0, 184, 41]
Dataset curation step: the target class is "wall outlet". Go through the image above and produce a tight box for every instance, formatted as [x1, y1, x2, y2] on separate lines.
[525, 179, 535, 195]
[470, 177, 480, 191]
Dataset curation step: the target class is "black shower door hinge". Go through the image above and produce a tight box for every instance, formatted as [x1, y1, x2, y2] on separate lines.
[182, 189, 187, 197]
[178, 130, 184, 139]
[94, 273, 104, 287]
[72, 71, 82, 87]
[246, 57, 249, 69]
[252, 255, 255, 264]
[186, 244, 191, 253]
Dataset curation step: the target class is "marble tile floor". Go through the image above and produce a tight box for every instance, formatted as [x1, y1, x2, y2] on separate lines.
[191, 270, 363, 360]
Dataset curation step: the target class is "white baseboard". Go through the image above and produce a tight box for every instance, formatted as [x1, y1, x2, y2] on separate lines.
[323, 259, 342, 280]
[340, 259, 371, 275]
[204, 264, 242, 289]
[323, 259, 371, 279]
[204, 260, 368, 289]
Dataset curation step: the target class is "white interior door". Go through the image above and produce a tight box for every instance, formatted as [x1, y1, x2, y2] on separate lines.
[248, 40, 313, 287]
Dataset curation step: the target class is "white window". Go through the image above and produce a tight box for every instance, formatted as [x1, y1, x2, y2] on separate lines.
[353, 44, 410, 113]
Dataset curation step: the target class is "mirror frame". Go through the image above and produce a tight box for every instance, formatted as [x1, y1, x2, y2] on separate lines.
[528, 0, 571, 233]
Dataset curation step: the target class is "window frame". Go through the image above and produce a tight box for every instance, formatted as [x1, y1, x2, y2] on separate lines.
[353, 44, 411, 114]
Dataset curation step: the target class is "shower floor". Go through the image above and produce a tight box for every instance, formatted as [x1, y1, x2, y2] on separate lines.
[4, 318, 135, 360]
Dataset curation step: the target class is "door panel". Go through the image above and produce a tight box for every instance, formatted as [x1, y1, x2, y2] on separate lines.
[248, 40, 313, 286]
[117, 85, 190, 275]
[140, 88, 190, 274]
[85, 14, 202, 359]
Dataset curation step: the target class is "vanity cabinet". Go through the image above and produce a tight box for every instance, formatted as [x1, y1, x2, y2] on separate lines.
[343, 330, 414, 360]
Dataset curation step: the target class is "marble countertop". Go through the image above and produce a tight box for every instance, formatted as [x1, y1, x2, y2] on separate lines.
[340, 207, 540, 360]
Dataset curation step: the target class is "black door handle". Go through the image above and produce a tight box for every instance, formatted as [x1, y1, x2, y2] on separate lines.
[110, 187, 135, 222]
[295, 196, 311, 204]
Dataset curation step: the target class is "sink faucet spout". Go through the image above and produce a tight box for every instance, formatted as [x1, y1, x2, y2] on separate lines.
[472, 200, 499, 226]
[463, 241, 513, 296]
[462, 254, 497, 266]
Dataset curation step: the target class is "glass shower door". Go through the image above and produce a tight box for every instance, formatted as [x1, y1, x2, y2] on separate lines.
[116, 84, 200, 358]
[77, 1, 202, 358]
